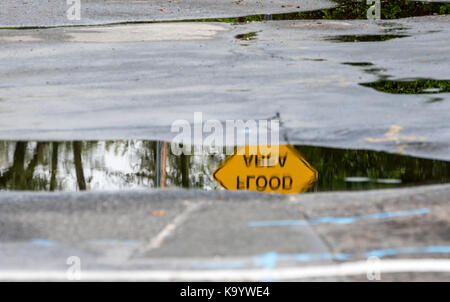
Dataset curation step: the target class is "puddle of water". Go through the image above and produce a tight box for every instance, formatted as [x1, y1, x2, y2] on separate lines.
[0, 140, 448, 193]
[234, 31, 258, 46]
[381, 25, 409, 33]
[344, 61, 450, 95]
[203, 0, 450, 23]
[303, 58, 327, 62]
[360, 78, 450, 94]
[235, 32, 258, 41]
[342, 62, 374, 67]
[426, 97, 445, 103]
[2, 0, 449, 31]
[363, 67, 388, 74]
[326, 34, 408, 42]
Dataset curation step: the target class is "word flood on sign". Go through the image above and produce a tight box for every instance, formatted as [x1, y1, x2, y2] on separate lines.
[212, 145, 317, 194]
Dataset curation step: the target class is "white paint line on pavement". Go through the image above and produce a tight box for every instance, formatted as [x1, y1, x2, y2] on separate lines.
[133, 201, 203, 255]
[1, 259, 450, 281]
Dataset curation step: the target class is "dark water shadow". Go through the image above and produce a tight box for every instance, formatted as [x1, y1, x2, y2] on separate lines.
[235, 31, 258, 41]
[342, 62, 374, 66]
[326, 34, 408, 42]
[360, 78, 450, 94]
[234, 31, 258, 46]
[187, 0, 450, 23]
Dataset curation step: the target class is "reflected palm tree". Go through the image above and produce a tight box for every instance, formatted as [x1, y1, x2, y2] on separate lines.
[50, 142, 59, 191]
[0, 142, 46, 190]
[155, 141, 168, 188]
[180, 153, 190, 188]
[0, 142, 26, 189]
[25, 142, 44, 181]
[73, 141, 86, 191]
[165, 143, 192, 188]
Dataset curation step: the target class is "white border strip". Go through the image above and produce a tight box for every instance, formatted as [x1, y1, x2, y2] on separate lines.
[1, 259, 450, 281]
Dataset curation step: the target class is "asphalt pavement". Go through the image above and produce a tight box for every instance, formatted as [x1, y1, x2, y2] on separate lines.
[0, 15, 449, 160]
[0, 0, 449, 281]
[0, 0, 335, 27]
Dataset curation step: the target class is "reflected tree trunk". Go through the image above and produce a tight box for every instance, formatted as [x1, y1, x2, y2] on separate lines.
[50, 142, 59, 191]
[0, 142, 27, 189]
[155, 141, 168, 188]
[24, 142, 44, 183]
[73, 141, 86, 191]
[160, 142, 168, 188]
[180, 153, 190, 188]
[12, 142, 26, 187]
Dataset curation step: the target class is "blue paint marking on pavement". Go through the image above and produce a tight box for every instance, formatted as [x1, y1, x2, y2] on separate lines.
[189, 245, 450, 272]
[290, 252, 350, 262]
[30, 238, 57, 247]
[254, 252, 279, 282]
[248, 208, 430, 227]
[254, 251, 279, 270]
[365, 246, 450, 258]
[252, 245, 450, 269]
[253, 252, 350, 267]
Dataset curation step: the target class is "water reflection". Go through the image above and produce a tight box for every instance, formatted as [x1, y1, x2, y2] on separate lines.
[235, 32, 258, 46]
[0, 140, 449, 192]
[0, 141, 223, 191]
[181, 0, 450, 23]
[360, 78, 450, 94]
[326, 34, 408, 42]
[235, 32, 258, 41]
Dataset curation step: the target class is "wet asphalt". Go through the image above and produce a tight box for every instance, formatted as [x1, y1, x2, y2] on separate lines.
[0, 0, 336, 27]
[0, 0, 449, 281]
[0, 15, 449, 160]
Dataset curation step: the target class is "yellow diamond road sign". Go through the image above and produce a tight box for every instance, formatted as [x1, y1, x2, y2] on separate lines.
[212, 145, 318, 194]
